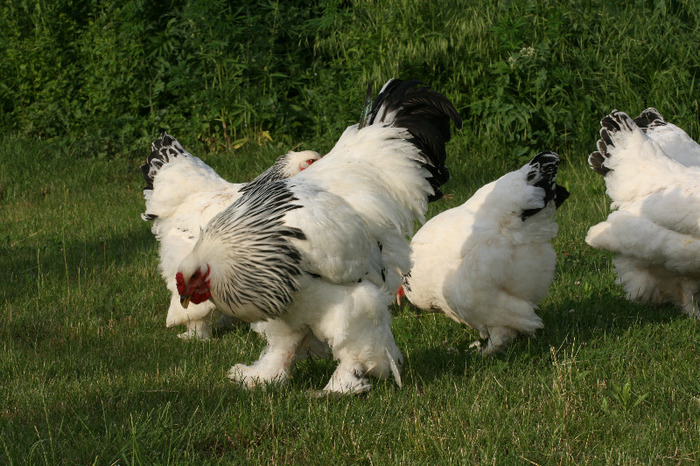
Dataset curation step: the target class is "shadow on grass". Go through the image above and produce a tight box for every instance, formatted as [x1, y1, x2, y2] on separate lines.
[167, 289, 686, 393]
[397, 291, 684, 387]
[2, 223, 156, 302]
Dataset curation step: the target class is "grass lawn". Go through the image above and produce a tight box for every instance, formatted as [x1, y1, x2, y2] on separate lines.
[1, 130, 697, 464]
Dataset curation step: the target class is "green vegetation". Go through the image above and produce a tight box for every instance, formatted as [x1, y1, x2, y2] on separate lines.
[1, 0, 698, 463]
[2, 0, 698, 158]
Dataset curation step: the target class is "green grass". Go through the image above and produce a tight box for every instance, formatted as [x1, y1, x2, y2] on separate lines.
[1, 0, 699, 461]
[1, 128, 698, 464]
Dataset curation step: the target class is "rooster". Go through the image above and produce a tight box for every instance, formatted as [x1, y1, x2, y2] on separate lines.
[399, 152, 569, 354]
[586, 110, 700, 317]
[141, 133, 320, 339]
[176, 79, 462, 393]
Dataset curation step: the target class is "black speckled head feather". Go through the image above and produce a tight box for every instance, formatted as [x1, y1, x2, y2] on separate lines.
[522, 151, 569, 220]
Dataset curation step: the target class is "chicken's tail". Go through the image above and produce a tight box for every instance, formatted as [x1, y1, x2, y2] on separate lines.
[140, 132, 195, 221]
[587, 110, 683, 204]
[141, 132, 190, 202]
[633, 107, 666, 132]
[589, 112, 623, 177]
[140, 133, 230, 222]
[360, 79, 463, 202]
[521, 151, 569, 220]
[588, 110, 675, 177]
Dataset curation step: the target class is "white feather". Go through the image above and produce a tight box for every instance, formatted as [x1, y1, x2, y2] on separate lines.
[644, 121, 700, 167]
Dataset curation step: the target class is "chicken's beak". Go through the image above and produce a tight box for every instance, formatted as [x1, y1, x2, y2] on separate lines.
[180, 295, 191, 309]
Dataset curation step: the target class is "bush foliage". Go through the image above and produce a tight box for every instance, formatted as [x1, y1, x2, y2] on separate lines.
[1, 0, 698, 158]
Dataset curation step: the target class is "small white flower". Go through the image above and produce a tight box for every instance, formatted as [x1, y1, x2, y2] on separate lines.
[520, 46, 536, 56]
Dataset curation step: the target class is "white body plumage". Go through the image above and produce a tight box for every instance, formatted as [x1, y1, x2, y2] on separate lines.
[586, 110, 700, 317]
[402, 152, 568, 354]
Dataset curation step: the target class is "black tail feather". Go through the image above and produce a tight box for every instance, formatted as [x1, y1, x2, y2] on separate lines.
[589, 110, 637, 177]
[365, 79, 462, 202]
[358, 84, 374, 129]
[588, 150, 609, 176]
[634, 107, 666, 132]
[140, 132, 191, 221]
[522, 151, 569, 220]
[141, 132, 187, 193]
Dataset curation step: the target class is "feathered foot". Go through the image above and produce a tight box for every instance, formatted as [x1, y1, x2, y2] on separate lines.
[228, 347, 296, 388]
[229, 323, 304, 388]
[680, 290, 700, 319]
[319, 360, 371, 395]
[470, 327, 519, 355]
[177, 320, 213, 340]
[228, 364, 288, 388]
[316, 349, 402, 396]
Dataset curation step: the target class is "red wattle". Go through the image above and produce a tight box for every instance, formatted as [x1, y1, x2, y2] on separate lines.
[176, 272, 186, 295]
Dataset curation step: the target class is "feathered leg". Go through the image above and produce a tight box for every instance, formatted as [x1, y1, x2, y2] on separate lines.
[180, 319, 213, 340]
[466, 293, 543, 355]
[322, 359, 372, 394]
[679, 284, 700, 319]
[310, 282, 403, 394]
[165, 290, 216, 340]
[482, 326, 519, 355]
[228, 320, 305, 387]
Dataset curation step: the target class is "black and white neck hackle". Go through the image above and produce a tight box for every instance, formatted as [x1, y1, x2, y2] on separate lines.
[521, 151, 570, 220]
[201, 180, 306, 320]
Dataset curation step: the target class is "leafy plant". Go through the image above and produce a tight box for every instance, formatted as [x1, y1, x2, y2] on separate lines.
[0, 0, 698, 161]
[602, 379, 651, 412]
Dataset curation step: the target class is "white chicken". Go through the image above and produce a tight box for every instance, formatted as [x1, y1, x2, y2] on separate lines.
[399, 152, 569, 354]
[585, 110, 700, 318]
[175, 79, 462, 394]
[141, 133, 320, 339]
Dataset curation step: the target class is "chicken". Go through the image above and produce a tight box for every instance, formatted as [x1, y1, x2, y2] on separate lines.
[175, 79, 462, 394]
[399, 152, 569, 354]
[585, 110, 700, 318]
[141, 133, 320, 339]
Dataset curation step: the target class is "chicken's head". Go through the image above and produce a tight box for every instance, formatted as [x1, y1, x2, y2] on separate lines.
[289, 150, 321, 173]
[176, 265, 211, 308]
